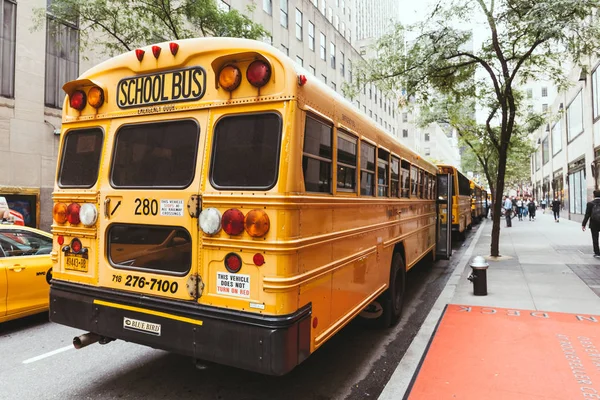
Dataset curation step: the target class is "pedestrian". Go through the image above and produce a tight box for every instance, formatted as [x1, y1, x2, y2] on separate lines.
[551, 198, 561, 222]
[541, 198, 547, 213]
[503, 195, 513, 227]
[516, 197, 524, 221]
[528, 198, 536, 221]
[582, 190, 600, 258]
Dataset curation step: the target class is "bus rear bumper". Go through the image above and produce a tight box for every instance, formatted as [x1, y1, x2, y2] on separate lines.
[50, 281, 311, 376]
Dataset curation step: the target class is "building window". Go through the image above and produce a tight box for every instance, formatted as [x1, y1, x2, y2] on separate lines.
[567, 90, 584, 141]
[527, 88, 533, 98]
[263, 0, 272, 14]
[402, 112, 408, 122]
[542, 87, 548, 97]
[45, 16, 80, 108]
[320, 32, 326, 60]
[217, 0, 230, 11]
[309, 65, 315, 75]
[402, 129, 408, 138]
[542, 136, 549, 164]
[593, 67, 600, 120]
[424, 147, 430, 156]
[348, 59, 352, 83]
[311, 0, 317, 6]
[340, 52, 345, 77]
[424, 133, 430, 141]
[327, 7, 332, 22]
[542, 103, 548, 112]
[363, 105, 366, 113]
[551, 121, 562, 155]
[0, 0, 16, 98]
[321, 74, 327, 84]
[331, 82, 336, 91]
[280, 0, 288, 28]
[281, 44, 288, 55]
[296, 56, 303, 67]
[320, 0, 326, 14]
[295, 9, 302, 40]
[330, 42, 336, 68]
[341, 22, 345, 36]
[308, 22, 315, 51]
[334, 15, 339, 30]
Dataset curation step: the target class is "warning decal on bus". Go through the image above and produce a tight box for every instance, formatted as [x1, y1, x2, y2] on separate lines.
[160, 199, 184, 216]
[216, 272, 251, 298]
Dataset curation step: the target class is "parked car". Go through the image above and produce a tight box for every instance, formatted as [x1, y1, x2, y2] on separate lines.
[0, 223, 53, 323]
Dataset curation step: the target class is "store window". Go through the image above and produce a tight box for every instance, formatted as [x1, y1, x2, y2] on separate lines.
[551, 122, 562, 155]
[567, 90, 584, 141]
[568, 158, 586, 214]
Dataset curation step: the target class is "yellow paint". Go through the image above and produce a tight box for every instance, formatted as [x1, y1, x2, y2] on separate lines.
[93, 299, 203, 326]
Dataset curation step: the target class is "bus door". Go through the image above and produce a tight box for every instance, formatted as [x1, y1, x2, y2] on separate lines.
[98, 115, 207, 302]
[436, 173, 452, 259]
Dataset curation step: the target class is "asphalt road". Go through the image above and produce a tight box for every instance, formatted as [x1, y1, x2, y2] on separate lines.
[0, 226, 478, 400]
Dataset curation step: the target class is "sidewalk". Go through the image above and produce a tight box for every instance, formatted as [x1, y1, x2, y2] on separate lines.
[379, 211, 600, 400]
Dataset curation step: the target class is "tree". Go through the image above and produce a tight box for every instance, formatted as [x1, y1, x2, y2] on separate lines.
[345, 0, 600, 256]
[39, 0, 269, 56]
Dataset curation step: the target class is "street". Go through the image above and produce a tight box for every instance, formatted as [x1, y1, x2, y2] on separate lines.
[0, 227, 477, 400]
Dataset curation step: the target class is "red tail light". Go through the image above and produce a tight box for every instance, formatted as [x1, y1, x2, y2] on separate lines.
[67, 203, 81, 225]
[169, 42, 179, 55]
[298, 75, 307, 86]
[71, 238, 82, 253]
[246, 60, 271, 87]
[152, 45, 161, 58]
[70, 91, 86, 111]
[222, 209, 245, 235]
[225, 253, 242, 273]
[57, 235, 64, 246]
[253, 253, 265, 266]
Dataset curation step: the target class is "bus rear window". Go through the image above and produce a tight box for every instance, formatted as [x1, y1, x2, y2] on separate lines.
[58, 128, 103, 188]
[108, 224, 191, 275]
[210, 113, 282, 189]
[111, 120, 199, 188]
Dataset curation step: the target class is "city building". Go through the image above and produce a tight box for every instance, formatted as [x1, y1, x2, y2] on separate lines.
[529, 60, 599, 223]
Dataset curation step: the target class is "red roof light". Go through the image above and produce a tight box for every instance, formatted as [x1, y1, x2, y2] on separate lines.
[246, 60, 271, 88]
[152, 45, 161, 59]
[69, 91, 86, 111]
[135, 49, 145, 61]
[169, 42, 179, 55]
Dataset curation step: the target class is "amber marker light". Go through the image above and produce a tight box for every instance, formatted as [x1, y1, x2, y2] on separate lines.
[53, 202, 68, 224]
[88, 86, 104, 108]
[244, 209, 270, 237]
[219, 65, 242, 92]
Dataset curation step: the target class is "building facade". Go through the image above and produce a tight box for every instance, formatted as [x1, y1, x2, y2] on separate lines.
[530, 60, 600, 223]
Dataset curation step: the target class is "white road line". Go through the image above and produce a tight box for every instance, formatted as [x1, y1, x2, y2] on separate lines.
[22, 345, 73, 364]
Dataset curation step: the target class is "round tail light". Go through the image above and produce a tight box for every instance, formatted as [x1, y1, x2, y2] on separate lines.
[224, 252, 242, 273]
[219, 65, 242, 91]
[246, 60, 271, 87]
[244, 209, 270, 237]
[53, 202, 68, 224]
[71, 238, 82, 253]
[79, 203, 98, 227]
[253, 253, 265, 266]
[67, 203, 81, 225]
[88, 87, 104, 108]
[222, 209, 245, 236]
[70, 90, 86, 111]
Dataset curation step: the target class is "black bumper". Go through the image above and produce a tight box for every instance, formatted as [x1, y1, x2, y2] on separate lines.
[50, 281, 311, 375]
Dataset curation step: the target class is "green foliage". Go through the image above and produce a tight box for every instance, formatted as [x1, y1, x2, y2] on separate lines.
[37, 0, 269, 56]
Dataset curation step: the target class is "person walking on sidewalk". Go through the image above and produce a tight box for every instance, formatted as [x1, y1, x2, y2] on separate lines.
[516, 197, 524, 221]
[541, 198, 547, 213]
[582, 190, 600, 258]
[551, 198, 561, 222]
[528, 198, 536, 221]
[503, 196, 513, 227]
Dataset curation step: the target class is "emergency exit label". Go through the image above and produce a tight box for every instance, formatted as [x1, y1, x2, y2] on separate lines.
[216, 272, 251, 298]
[160, 199, 184, 216]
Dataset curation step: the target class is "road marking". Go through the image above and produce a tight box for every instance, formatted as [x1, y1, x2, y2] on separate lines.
[22, 345, 73, 364]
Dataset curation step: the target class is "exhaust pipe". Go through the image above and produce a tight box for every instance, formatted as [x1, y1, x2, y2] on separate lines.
[73, 332, 101, 349]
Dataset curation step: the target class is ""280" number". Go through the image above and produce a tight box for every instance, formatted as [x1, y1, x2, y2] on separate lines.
[134, 198, 158, 216]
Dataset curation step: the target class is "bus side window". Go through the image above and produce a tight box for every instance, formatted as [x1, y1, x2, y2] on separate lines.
[401, 160, 410, 198]
[336, 130, 357, 192]
[418, 169, 425, 199]
[377, 148, 389, 197]
[391, 157, 400, 197]
[423, 173, 429, 200]
[303, 115, 332, 193]
[410, 166, 418, 197]
[360, 142, 375, 196]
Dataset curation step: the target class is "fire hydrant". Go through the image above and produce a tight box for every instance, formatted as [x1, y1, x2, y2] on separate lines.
[468, 256, 489, 296]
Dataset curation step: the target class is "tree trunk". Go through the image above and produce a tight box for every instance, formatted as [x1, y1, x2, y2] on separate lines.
[490, 143, 509, 257]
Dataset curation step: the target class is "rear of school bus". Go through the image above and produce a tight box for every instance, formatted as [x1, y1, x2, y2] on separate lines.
[49, 38, 310, 375]
[437, 165, 470, 233]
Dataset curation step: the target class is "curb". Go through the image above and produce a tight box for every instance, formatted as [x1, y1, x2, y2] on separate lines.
[377, 219, 487, 400]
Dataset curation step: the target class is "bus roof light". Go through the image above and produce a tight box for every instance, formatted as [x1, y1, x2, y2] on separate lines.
[152, 45, 161, 59]
[246, 60, 271, 88]
[219, 65, 242, 92]
[222, 209, 245, 236]
[298, 75, 307, 86]
[70, 90, 86, 111]
[135, 49, 145, 61]
[169, 42, 179, 55]
[88, 86, 104, 108]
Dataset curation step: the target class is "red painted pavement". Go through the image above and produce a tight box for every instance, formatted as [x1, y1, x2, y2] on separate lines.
[408, 305, 600, 400]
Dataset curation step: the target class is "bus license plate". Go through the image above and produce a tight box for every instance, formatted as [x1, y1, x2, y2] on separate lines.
[123, 317, 161, 336]
[65, 255, 88, 272]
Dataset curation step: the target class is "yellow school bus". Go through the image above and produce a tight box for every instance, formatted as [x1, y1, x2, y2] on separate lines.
[49, 38, 439, 375]
[470, 181, 484, 221]
[437, 165, 471, 235]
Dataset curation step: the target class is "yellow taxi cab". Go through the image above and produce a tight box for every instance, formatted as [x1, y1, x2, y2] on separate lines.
[0, 223, 53, 323]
